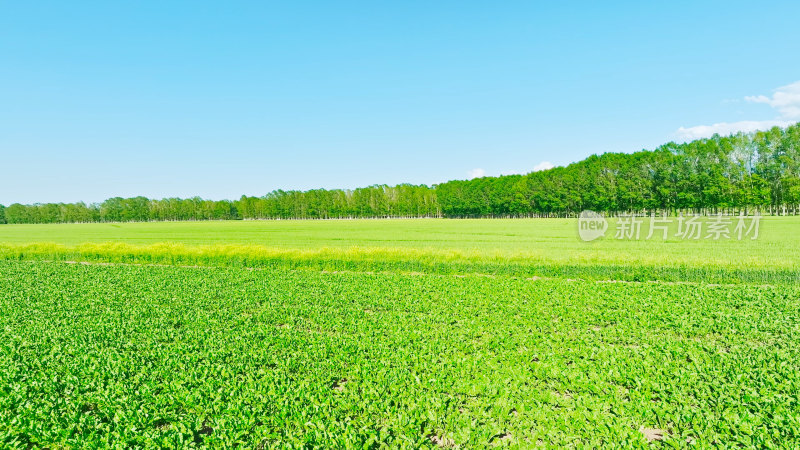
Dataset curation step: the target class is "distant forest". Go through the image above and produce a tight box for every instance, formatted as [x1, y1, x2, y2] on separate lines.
[3, 124, 800, 224]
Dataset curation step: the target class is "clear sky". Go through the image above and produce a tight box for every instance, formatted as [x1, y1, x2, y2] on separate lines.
[2, 1, 799, 205]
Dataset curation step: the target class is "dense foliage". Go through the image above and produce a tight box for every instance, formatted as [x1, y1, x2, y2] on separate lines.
[3, 125, 800, 223]
[2, 261, 799, 447]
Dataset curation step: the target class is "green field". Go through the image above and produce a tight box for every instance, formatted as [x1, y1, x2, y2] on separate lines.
[0, 217, 796, 255]
[1, 218, 799, 447]
[1, 217, 798, 285]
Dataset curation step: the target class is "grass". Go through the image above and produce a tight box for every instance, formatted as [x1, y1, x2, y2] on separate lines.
[1, 217, 799, 447]
[1, 217, 798, 284]
[0, 241, 798, 285]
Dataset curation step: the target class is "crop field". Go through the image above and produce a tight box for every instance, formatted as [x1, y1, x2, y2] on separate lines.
[1, 218, 799, 447]
[1, 217, 799, 285]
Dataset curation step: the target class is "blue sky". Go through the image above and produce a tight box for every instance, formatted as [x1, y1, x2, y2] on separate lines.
[2, 1, 799, 205]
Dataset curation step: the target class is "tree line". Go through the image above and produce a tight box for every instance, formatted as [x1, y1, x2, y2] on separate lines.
[2, 124, 799, 224]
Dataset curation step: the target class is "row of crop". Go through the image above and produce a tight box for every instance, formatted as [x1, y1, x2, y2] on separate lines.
[0, 242, 796, 285]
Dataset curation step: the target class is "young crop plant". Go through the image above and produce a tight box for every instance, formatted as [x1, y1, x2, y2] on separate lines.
[1, 261, 799, 447]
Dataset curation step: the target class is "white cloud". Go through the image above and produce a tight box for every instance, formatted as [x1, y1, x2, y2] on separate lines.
[745, 81, 800, 119]
[467, 168, 486, 179]
[676, 120, 794, 140]
[532, 161, 554, 172]
[676, 80, 800, 140]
